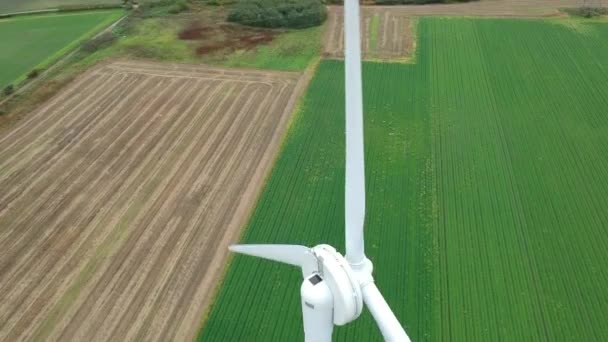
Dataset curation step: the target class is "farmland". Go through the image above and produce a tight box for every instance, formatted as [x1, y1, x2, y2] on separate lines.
[0, 1, 121, 14]
[332, 1, 580, 19]
[0, 60, 307, 341]
[200, 18, 608, 341]
[219, 25, 324, 71]
[61, 5, 324, 73]
[324, 7, 414, 61]
[0, 10, 123, 88]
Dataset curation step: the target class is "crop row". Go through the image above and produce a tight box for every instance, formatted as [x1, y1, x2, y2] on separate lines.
[423, 18, 608, 341]
[200, 18, 608, 341]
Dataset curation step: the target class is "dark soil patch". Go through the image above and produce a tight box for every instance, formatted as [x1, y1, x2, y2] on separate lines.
[178, 26, 213, 40]
[196, 45, 225, 55]
[178, 22, 276, 56]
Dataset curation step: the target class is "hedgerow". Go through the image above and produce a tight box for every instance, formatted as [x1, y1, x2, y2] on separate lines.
[227, 0, 326, 29]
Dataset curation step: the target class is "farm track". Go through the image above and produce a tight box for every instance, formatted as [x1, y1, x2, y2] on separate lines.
[0, 60, 306, 341]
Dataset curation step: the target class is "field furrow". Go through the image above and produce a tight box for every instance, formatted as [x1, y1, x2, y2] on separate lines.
[324, 7, 413, 61]
[0, 60, 305, 342]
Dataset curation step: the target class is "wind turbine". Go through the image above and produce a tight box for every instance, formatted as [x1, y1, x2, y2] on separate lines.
[229, 0, 411, 341]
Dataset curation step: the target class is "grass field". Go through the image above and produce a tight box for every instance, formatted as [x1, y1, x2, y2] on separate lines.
[0, 1, 121, 14]
[200, 18, 608, 341]
[220, 26, 323, 71]
[0, 10, 123, 88]
[77, 13, 323, 72]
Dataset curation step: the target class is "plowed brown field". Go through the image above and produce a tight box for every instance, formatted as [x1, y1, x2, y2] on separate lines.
[324, 7, 413, 61]
[0, 60, 306, 342]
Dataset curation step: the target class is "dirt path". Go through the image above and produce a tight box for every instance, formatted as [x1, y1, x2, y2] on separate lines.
[0, 60, 306, 342]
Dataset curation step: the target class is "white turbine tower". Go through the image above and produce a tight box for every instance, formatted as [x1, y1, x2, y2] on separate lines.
[229, 1, 411, 341]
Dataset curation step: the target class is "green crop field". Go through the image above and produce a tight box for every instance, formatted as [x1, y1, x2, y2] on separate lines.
[0, 10, 123, 88]
[200, 17, 608, 341]
[0, 1, 122, 14]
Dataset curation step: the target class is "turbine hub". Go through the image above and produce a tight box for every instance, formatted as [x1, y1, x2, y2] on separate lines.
[311, 244, 364, 325]
[350, 257, 374, 286]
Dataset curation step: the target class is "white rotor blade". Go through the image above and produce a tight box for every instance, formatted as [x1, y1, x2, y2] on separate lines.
[229, 244, 318, 276]
[344, 0, 366, 266]
[362, 283, 411, 342]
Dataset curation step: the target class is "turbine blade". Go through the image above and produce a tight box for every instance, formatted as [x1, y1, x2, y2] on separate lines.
[344, 0, 366, 266]
[229, 244, 317, 275]
[362, 283, 411, 342]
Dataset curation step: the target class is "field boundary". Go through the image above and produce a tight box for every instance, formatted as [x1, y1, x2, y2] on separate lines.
[194, 55, 321, 338]
[0, 4, 123, 18]
[0, 9, 58, 18]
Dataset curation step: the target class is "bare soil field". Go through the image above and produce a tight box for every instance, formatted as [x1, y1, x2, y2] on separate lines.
[324, 7, 414, 61]
[0, 60, 305, 341]
[324, 0, 582, 60]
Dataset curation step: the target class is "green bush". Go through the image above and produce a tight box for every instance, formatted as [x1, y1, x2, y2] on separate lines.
[168, 0, 189, 14]
[57, 4, 123, 12]
[197, 0, 237, 5]
[228, 0, 327, 29]
[27, 69, 40, 79]
[566, 6, 608, 18]
[578, 6, 608, 18]
[132, 0, 183, 17]
[4, 85, 14, 96]
[82, 32, 117, 53]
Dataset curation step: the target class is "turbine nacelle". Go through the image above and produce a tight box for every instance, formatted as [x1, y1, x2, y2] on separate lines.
[229, 244, 367, 325]
[229, 244, 409, 341]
